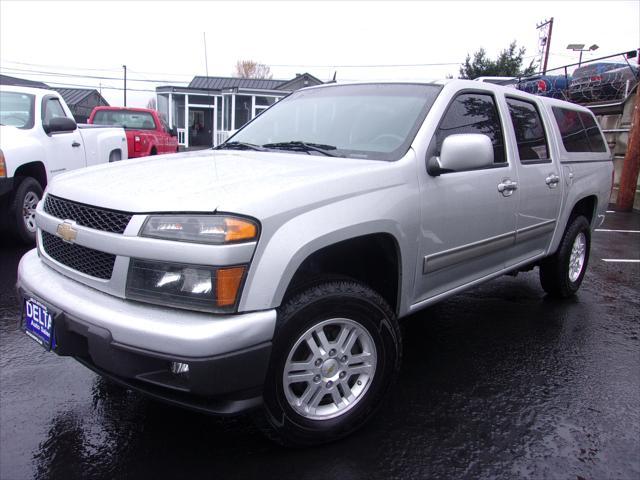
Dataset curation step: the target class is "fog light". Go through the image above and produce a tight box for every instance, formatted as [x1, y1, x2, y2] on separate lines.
[170, 362, 189, 375]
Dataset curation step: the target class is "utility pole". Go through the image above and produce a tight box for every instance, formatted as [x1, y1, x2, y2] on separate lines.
[536, 17, 554, 74]
[122, 64, 127, 106]
[616, 94, 640, 211]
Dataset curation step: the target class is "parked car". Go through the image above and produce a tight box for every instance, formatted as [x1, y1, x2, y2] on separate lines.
[0, 85, 127, 243]
[89, 107, 179, 157]
[18, 80, 612, 446]
[569, 62, 640, 102]
[516, 74, 571, 99]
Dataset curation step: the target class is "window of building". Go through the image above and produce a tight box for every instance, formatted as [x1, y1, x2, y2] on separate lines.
[552, 107, 606, 153]
[435, 92, 506, 164]
[506, 97, 549, 162]
[234, 95, 252, 130]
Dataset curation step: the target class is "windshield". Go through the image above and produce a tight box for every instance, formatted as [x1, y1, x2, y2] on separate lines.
[93, 110, 157, 130]
[0, 91, 35, 129]
[227, 83, 441, 161]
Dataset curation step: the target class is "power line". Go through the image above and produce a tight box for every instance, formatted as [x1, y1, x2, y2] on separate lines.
[2, 59, 198, 78]
[0, 65, 189, 84]
[37, 79, 157, 93]
[270, 61, 461, 68]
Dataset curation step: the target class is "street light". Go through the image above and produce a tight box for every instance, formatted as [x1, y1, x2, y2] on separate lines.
[567, 43, 599, 67]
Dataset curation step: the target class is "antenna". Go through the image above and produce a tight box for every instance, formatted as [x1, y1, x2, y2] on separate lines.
[203, 32, 215, 147]
[203, 32, 209, 78]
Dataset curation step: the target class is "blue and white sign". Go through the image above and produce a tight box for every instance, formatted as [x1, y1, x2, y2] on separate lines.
[23, 298, 54, 349]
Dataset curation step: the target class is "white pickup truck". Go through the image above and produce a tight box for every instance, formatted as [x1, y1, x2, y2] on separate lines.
[0, 85, 127, 243]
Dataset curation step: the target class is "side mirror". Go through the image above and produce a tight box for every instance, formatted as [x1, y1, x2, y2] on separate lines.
[43, 117, 77, 135]
[427, 134, 494, 176]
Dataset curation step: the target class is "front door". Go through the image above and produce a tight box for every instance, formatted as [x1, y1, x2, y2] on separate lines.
[41, 96, 84, 178]
[189, 107, 215, 147]
[414, 90, 519, 304]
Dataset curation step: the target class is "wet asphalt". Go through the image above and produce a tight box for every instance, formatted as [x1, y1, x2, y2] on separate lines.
[1, 211, 638, 480]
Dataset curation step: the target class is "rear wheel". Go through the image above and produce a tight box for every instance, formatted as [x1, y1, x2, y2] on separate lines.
[540, 215, 591, 297]
[10, 177, 43, 245]
[259, 280, 402, 446]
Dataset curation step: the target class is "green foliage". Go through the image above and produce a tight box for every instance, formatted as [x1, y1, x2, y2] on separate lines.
[459, 41, 537, 79]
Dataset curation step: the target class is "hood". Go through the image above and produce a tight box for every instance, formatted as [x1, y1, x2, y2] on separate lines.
[47, 149, 407, 218]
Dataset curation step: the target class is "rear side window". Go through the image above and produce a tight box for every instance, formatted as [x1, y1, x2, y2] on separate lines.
[578, 111, 607, 152]
[552, 107, 607, 153]
[506, 97, 549, 162]
[435, 92, 506, 164]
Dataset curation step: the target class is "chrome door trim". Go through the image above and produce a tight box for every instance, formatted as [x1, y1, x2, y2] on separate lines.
[412, 251, 547, 313]
[515, 219, 556, 243]
[423, 230, 516, 274]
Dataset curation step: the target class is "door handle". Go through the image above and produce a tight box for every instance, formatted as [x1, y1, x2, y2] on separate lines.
[71, 141, 81, 148]
[497, 179, 518, 196]
[545, 173, 560, 188]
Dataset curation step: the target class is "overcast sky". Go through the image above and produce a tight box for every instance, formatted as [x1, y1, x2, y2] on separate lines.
[1, 0, 638, 107]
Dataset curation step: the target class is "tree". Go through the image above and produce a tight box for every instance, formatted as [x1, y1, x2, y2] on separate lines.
[234, 60, 273, 79]
[459, 41, 537, 79]
[146, 97, 157, 110]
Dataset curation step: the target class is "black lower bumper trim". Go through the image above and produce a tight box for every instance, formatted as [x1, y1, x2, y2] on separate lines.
[75, 356, 264, 416]
[18, 286, 272, 415]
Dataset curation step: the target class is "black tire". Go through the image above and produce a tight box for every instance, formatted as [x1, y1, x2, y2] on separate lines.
[259, 280, 402, 447]
[9, 177, 43, 245]
[108, 150, 122, 162]
[540, 215, 591, 298]
[150, 147, 157, 156]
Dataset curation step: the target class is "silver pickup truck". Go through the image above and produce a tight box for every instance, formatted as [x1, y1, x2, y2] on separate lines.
[17, 80, 612, 446]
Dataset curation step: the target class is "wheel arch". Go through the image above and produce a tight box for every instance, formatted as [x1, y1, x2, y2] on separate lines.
[283, 233, 402, 315]
[239, 222, 409, 316]
[14, 161, 47, 190]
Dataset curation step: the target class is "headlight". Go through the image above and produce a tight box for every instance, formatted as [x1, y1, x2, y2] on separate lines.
[126, 259, 246, 313]
[141, 215, 258, 244]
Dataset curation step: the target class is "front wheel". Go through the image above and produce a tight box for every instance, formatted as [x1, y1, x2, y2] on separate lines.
[10, 177, 43, 245]
[259, 280, 402, 446]
[540, 215, 591, 297]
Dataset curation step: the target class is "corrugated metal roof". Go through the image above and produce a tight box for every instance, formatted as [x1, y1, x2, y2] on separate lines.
[52, 88, 100, 106]
[0, 74, 49, 89]
[189, 76, 286, 91]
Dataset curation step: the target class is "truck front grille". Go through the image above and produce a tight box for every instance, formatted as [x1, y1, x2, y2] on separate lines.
[41, 231, 116, 280]
[44, 195, 132, 234]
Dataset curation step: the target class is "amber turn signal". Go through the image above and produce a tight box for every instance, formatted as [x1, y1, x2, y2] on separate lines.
[224, 218, 257, 242]
[216, 266, 246, 307]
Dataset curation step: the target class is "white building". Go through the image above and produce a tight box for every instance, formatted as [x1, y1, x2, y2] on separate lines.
[156, 73, 322, 148]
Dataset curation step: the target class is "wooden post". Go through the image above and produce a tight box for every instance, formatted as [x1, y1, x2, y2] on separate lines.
[616, 94, 640, 211]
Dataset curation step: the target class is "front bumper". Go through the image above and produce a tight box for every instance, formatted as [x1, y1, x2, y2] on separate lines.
[17, 249, 277, 414]
[0, 177, 13, 198]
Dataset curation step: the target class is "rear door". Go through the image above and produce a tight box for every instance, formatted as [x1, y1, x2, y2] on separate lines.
[414, 90, 519, 304]
[503, 95, 562, 265]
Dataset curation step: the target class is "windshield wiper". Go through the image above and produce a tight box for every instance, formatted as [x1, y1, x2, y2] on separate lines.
[215, 141, 269, 152]
[262, 141, 337, 157]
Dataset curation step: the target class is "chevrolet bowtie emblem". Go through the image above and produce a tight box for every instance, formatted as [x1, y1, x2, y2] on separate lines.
[56, 221, 77, 243]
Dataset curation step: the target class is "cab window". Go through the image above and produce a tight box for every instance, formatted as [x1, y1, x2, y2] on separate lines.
[42, 98, 67, 124]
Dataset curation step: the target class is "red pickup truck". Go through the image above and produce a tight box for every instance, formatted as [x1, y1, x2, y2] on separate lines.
[88, 107, 179, 158]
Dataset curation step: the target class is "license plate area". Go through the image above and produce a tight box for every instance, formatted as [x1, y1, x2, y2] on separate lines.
[22, 297, 57, 350]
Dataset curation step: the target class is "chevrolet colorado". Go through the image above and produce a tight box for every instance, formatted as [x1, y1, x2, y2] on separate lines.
[17, 80, 613, 445]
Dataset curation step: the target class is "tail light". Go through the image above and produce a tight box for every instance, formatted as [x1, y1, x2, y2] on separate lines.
[0, 149, 5, 178]
[537, 80, 547, 92]
[134, 135, 142, 153]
